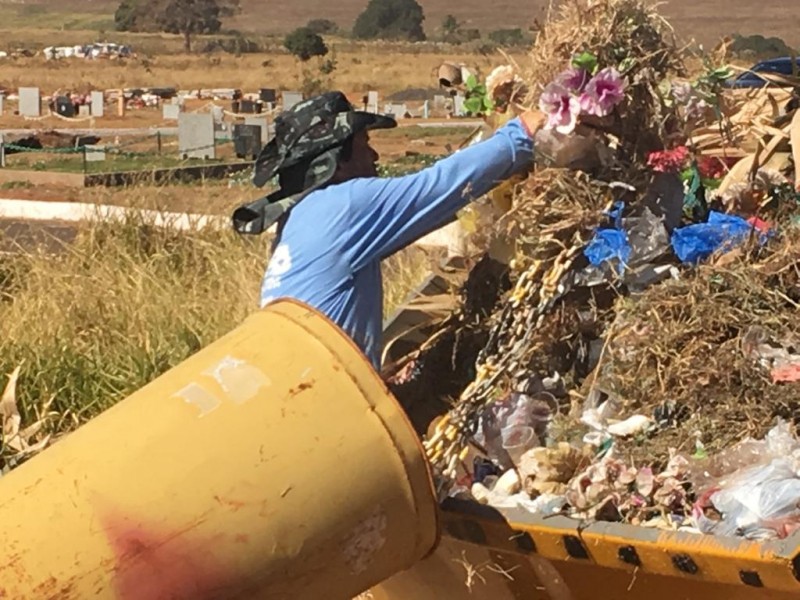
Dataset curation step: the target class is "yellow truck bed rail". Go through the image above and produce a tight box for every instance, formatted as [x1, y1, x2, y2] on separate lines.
[373, 499, 800, 599]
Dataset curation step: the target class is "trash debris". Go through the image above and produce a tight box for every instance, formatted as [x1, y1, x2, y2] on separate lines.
[385, 0, 800, 540]
[692, 422, 800, 540]
[670, 211, 765, 264]
[518, 443, 591, 499]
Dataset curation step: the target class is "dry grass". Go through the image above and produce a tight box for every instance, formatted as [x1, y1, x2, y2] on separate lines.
[382, 245, 438, 314]
[238, 0, 799, 50]
[0, 45, 520, 95]
[594, 231, 800, 463]
[4, 0, 798, 49]
[0, 202, 434, 456]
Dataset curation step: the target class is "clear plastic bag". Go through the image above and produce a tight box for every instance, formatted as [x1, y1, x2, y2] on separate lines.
[692, 420, 800, 539]
[475, 392, 553, 469]
[696, 457, 800, 539]
[691, 420, 799, 492]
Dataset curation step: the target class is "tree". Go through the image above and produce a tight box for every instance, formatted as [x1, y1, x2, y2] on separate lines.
[487, 28, 528, 47]
[284, 27, 329, 62]
[353, 0, 425, 42]
[119, 0, 238, 51]
[114, 0, 145, 31]
[730, 33, 795, 59]
[306, 18, 338, 34]
[441, 14, 459, 37]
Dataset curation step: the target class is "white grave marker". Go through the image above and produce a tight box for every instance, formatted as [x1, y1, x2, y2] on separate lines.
[367, 91, 379, 113]
[84, 144, 106, 162]
[90, 91, 104, 117]
[18, 87, 41, 117]
[281, 91, 303, 111]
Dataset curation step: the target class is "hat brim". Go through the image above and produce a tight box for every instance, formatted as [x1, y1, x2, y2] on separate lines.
[349, 111, 398, 133]
[252, 111, 397, 188]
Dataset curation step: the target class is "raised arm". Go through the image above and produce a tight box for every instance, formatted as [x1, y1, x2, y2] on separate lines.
[342, 117, 537, 270]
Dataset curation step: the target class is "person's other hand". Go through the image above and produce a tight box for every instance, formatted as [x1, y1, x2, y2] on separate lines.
[520, 109, 547, 139]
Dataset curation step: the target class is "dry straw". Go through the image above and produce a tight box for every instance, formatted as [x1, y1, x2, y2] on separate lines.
[393, 0, 800, 509]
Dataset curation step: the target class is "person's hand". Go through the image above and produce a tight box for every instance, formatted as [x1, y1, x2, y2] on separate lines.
[520, 109, 547, 139]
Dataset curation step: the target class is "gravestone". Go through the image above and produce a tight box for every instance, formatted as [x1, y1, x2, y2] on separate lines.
[366, 91, 379, 113]
[259, 88, 276, 103]
[90, 91, 104, 117]
[0, 94, 5, 116]
[453, 93, 466, 117]
[18, 87, 41, 117]
[244, 116, 269, 144]
[84, 144, 106, 162]
[178, 113, 215, 160]
[78, 105, 91, 117]
[55, 96, 75, 118]
[433, 94, 446, 109]
[238, 100, 260, 114]
[385, 103, 407, 118]
[211, 105, 224, 123]
[281, 91, 303, 111]
[162, 103, 181, 120]
[233, 123, 262, 159]
[422, 100, 429, 119]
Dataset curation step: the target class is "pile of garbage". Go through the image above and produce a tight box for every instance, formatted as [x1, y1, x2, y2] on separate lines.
[386, 0, 800, 541]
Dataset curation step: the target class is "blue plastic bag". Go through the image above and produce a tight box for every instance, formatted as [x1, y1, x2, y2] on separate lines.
[583, 201, 632, 272]
[671, 211, 760, 264]
[584, 229, 631, 271]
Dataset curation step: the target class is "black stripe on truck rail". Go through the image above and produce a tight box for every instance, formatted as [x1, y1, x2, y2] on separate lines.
[441, 498, 800, 591]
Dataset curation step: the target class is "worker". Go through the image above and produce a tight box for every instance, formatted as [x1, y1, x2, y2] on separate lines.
[232, 90, 546, 372]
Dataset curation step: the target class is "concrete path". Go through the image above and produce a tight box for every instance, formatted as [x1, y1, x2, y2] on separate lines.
[0, 198, 465, 252]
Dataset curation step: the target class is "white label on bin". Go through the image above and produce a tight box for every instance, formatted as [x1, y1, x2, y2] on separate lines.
[341, 505, 387, 574]
[204, 355, 271, 405]
[175, 383, 221, 417]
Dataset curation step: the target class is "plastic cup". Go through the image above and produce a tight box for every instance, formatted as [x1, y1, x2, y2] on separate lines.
[501, 425, 536, 467]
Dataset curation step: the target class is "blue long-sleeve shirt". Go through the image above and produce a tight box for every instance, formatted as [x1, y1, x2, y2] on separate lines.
[260, 117, 534, 370]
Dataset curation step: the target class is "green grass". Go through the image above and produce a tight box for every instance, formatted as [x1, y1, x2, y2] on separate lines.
[377, 126, 479, 140]
[0, 213, 267, 427]
[6, 144, 437, 176]
[378, 153, 439, 176]
[7, 151, 239, 174]
[0, 180, 34, 190]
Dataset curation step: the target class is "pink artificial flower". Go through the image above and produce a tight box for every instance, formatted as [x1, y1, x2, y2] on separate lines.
[580, 67, 626, 117]
[556, 67, 590, 93]
[539, 83, 581, 134]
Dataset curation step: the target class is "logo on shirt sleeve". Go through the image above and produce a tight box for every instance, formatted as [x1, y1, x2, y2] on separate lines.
[262, 243, 293, 302]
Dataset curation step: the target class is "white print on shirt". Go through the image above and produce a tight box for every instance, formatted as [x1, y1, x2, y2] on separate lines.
[262, 243, 292, 301]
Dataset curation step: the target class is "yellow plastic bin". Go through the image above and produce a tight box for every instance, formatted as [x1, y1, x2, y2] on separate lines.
[0, 300, 439, 599]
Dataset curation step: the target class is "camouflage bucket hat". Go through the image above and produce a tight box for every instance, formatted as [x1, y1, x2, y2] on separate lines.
[253, 91, 396, 187]
[232, 91, 396, 235]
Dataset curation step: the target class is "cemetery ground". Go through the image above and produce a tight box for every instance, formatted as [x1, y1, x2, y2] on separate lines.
[0, 120, 470, 209]
[0, 20, 786, 454]
[0, 45, 519, 97]
[0, 38, 495, 210]
[0, 44, 467, 426]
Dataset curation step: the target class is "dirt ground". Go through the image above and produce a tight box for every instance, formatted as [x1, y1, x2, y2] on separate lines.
[0, 118, 472, 210]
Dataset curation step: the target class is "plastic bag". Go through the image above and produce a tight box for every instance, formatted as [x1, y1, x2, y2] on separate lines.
[475, 392, 553, 469]
[690, 420, 799, 492]
[584, 229, 631, 270]
[671, 210, 764, 264]
[695, 457, 800, 540]
[692, 420, 800, 539]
